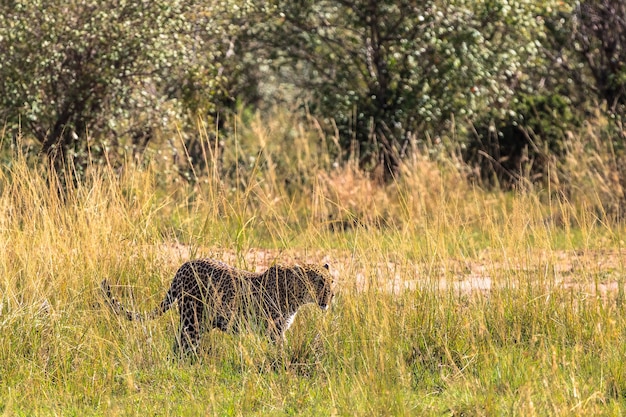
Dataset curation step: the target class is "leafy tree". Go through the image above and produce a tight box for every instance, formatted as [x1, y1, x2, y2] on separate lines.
[253, 0, 557, 180]
[177, 1, 261, 122]
[0, 0, 259, 174]
[0, 0, 196, 166]
[546, 0, 626, 115]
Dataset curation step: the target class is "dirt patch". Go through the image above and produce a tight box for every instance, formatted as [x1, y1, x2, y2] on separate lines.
[154, 243, 626, 296]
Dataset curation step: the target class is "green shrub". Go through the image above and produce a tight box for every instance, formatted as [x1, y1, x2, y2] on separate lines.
[464, 91, 581, 187]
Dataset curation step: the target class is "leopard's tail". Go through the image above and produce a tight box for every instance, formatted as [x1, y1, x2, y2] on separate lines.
[101, 280, 177, 321]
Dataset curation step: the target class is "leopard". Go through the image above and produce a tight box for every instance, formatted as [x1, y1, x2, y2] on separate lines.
[101, 259, 334, 355]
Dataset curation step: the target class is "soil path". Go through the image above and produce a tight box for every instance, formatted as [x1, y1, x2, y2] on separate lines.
[156, 243, 626, 296]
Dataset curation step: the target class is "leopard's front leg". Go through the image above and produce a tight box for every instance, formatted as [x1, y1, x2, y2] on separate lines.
[269, 312, 297, 343]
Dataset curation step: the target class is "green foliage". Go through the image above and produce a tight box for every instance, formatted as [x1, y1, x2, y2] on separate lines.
[0, 0, 188, 160]
[560, 0, 626, 113]
[177, 1, 261, 121]
[0, 0, 257, 172]
[465, 91, 581, 187]
[252, 0, 559, 178]
[0, 0, 623, 190]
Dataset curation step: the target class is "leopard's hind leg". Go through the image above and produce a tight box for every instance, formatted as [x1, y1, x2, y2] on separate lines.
[175, 296, 205, 357]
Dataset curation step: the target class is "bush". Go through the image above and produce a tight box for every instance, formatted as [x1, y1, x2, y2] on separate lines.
[253, 0, 560, 180]
[0, 0, 257, 175]
[0, 0, 193, 164]
[464, 92, 580, 188]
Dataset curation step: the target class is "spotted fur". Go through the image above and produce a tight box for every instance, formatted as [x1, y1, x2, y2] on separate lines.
[101, 259, 333, 354]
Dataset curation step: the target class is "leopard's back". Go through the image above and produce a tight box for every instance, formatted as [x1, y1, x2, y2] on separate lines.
[170, 258, 256, 298]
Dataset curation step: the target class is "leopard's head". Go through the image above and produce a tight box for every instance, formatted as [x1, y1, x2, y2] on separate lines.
[298, 263, 334, 310]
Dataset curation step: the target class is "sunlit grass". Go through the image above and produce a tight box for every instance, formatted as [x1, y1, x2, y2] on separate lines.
[1, 113, 626, 415]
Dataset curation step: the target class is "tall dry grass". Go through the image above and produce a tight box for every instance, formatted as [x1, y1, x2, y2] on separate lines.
[0, 110, 625, 415]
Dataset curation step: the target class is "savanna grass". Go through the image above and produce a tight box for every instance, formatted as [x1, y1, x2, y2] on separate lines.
[1, 113, 626, 415]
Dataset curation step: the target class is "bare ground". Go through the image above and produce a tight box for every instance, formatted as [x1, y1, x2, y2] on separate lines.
[155, 243, 626, 296]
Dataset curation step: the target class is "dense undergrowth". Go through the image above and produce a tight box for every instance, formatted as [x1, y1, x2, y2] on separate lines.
[1, 113, 626, 416]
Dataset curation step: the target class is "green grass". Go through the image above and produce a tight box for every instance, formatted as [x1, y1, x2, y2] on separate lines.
[2, 116, 626, 416]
